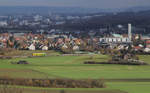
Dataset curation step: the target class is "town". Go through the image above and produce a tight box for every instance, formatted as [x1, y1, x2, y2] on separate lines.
[1, 5, 150, 93]
[0, 11, 150, 55]
[0, 23, 150, 54]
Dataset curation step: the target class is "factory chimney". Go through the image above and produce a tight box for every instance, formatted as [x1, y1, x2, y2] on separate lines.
[128, 23, 132, 40]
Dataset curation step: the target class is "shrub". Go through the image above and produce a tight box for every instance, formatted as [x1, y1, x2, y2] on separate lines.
[0, 78, 105, 88]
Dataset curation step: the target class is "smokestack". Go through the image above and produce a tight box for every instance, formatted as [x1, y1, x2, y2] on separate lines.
[128, 23, 132, 40]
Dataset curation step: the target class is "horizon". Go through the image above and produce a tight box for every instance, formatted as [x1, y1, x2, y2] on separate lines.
[0, 0, 150, 9]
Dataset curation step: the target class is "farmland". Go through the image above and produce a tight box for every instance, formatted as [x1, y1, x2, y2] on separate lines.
[0, 51, 150, 93]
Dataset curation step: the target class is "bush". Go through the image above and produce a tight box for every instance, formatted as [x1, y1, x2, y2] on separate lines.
[0, 77, 105, 88]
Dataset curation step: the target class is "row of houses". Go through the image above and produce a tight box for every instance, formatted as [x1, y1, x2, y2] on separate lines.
[1, 32, 150, 53]
[0, 33, 99, 51]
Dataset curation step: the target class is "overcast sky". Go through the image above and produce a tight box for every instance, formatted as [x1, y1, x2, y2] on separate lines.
[0, 0, 150, 8]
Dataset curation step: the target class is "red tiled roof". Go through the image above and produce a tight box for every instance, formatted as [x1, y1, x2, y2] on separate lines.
[146, 40, 150, 44]
[134, 46, 142, 49]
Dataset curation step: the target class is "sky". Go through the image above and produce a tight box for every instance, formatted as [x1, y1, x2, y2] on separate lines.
[0, 0, 150, 9]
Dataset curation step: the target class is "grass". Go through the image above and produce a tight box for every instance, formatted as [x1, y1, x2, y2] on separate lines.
[0, 54, 150, 79]
[108, 82, 150, 93]
[1, 52, 150, 92]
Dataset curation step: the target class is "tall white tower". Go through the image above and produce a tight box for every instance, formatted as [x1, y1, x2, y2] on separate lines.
[128, 23, 132, 41]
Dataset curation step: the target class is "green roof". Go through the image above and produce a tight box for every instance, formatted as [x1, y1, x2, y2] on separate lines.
[112, 34, 123, 38]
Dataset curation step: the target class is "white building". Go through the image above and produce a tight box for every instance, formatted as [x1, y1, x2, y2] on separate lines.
[42, 46, 49, 51]
[144, 48, 150, 53]
[99, 37, 131, 44]
[0, 21, 8, 27]
[62, 44, 68, 49]
[99, 24, 132, 44]
[28, 44, 35, 50]
[73, 45, 79, 51]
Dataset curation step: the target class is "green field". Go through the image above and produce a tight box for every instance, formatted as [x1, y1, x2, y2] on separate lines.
[1, 53, 150, 93]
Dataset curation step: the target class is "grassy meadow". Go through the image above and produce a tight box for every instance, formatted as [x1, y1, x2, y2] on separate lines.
[1, 51, 150, 93]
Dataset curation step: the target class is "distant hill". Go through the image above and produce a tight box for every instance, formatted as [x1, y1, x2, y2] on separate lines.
[125, 6, 150, 12]
[0, 6, 108, 15]
[0, 6, 150, 15]
[60, 10, 150, 34]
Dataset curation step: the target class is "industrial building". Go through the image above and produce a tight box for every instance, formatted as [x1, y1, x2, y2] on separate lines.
[99, 24, 132, 44]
